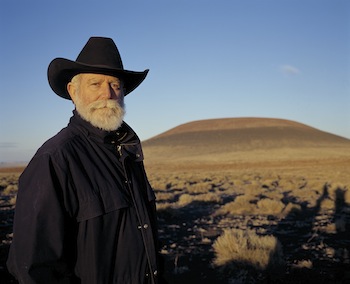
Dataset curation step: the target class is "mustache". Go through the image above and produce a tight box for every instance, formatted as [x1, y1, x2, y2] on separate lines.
[88, 99, 124, 111]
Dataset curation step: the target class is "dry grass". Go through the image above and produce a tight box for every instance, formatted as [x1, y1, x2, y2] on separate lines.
[257, 198, 285, 215]
[177, 192, 221, 207]
[212, 228, 284, 270]
[0, 173, 20, 205]
[215, 195, 257, 215]
[148, 158, 349, 216]
[291, 259, 313, 269]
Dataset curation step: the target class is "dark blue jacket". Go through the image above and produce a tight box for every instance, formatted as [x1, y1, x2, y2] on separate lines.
[7, 112, 161, 284]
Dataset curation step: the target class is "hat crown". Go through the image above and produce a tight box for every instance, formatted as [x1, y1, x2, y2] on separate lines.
[76, 37, 124, 69]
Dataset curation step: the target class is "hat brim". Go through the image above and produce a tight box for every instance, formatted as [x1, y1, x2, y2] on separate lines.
[48, 58, 149, 99]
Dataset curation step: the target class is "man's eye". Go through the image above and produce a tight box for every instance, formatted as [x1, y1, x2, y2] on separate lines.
[111, 83, 121, 90]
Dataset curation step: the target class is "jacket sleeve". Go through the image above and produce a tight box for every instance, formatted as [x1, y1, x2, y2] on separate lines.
[7, 153, 78, 284]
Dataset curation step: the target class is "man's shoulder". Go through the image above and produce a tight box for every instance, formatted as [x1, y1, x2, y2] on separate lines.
[35, 125, 81, 159]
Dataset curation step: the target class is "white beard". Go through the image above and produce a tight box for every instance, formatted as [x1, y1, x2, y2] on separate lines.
[75, 98, 126, 131]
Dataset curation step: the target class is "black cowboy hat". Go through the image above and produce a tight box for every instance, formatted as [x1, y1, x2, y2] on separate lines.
[48, 37, 149, 99]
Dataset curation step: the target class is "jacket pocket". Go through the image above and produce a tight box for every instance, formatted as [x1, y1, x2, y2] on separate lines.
[76, 187, 131, 222]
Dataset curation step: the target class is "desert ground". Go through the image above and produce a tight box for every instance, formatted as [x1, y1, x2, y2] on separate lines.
[144, 162, 350, 283]
[1, 118, 350, 283]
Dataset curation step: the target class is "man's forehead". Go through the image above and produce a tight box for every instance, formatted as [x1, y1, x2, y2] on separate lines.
[80, 73, 121, 82]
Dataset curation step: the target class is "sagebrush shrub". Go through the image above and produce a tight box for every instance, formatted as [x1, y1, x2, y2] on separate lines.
[215, 195, 256, 215]
[256, 198, 285, 215]
[213, 228, 284, 270]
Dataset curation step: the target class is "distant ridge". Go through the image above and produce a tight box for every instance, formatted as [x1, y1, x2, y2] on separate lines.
[142, 118, 350, 168]
[149, 117, 312, 137]
[143, 117, 350, 148]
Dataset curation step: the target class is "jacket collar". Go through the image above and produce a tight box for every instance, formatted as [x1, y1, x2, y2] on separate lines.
[69, 110, 140, 145]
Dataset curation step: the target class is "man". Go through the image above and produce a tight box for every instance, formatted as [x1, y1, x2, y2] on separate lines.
[7, 37, 164, 284]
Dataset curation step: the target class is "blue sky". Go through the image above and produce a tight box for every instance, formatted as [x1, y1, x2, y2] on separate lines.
[1, 0, 349, 163]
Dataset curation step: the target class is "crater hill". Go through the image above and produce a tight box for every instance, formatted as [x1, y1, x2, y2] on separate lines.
[142, 117, 350, 170]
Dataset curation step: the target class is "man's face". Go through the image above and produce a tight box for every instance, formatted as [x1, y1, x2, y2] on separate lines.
[68, 73, 126, 131]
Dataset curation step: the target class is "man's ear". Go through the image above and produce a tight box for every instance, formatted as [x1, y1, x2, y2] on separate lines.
[67, 82, 77, 103]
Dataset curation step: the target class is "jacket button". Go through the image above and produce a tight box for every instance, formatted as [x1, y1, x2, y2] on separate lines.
[143, 224, 149, 229]
[136, 153, 140, 158]
[153, 270, 158, 276]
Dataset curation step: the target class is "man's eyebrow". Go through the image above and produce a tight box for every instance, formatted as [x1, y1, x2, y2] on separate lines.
[86, 77, 102, 82]
[85, 76, 121, 84]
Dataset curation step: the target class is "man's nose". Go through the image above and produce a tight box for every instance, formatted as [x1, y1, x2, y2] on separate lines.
[100, 82, 113, 99]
